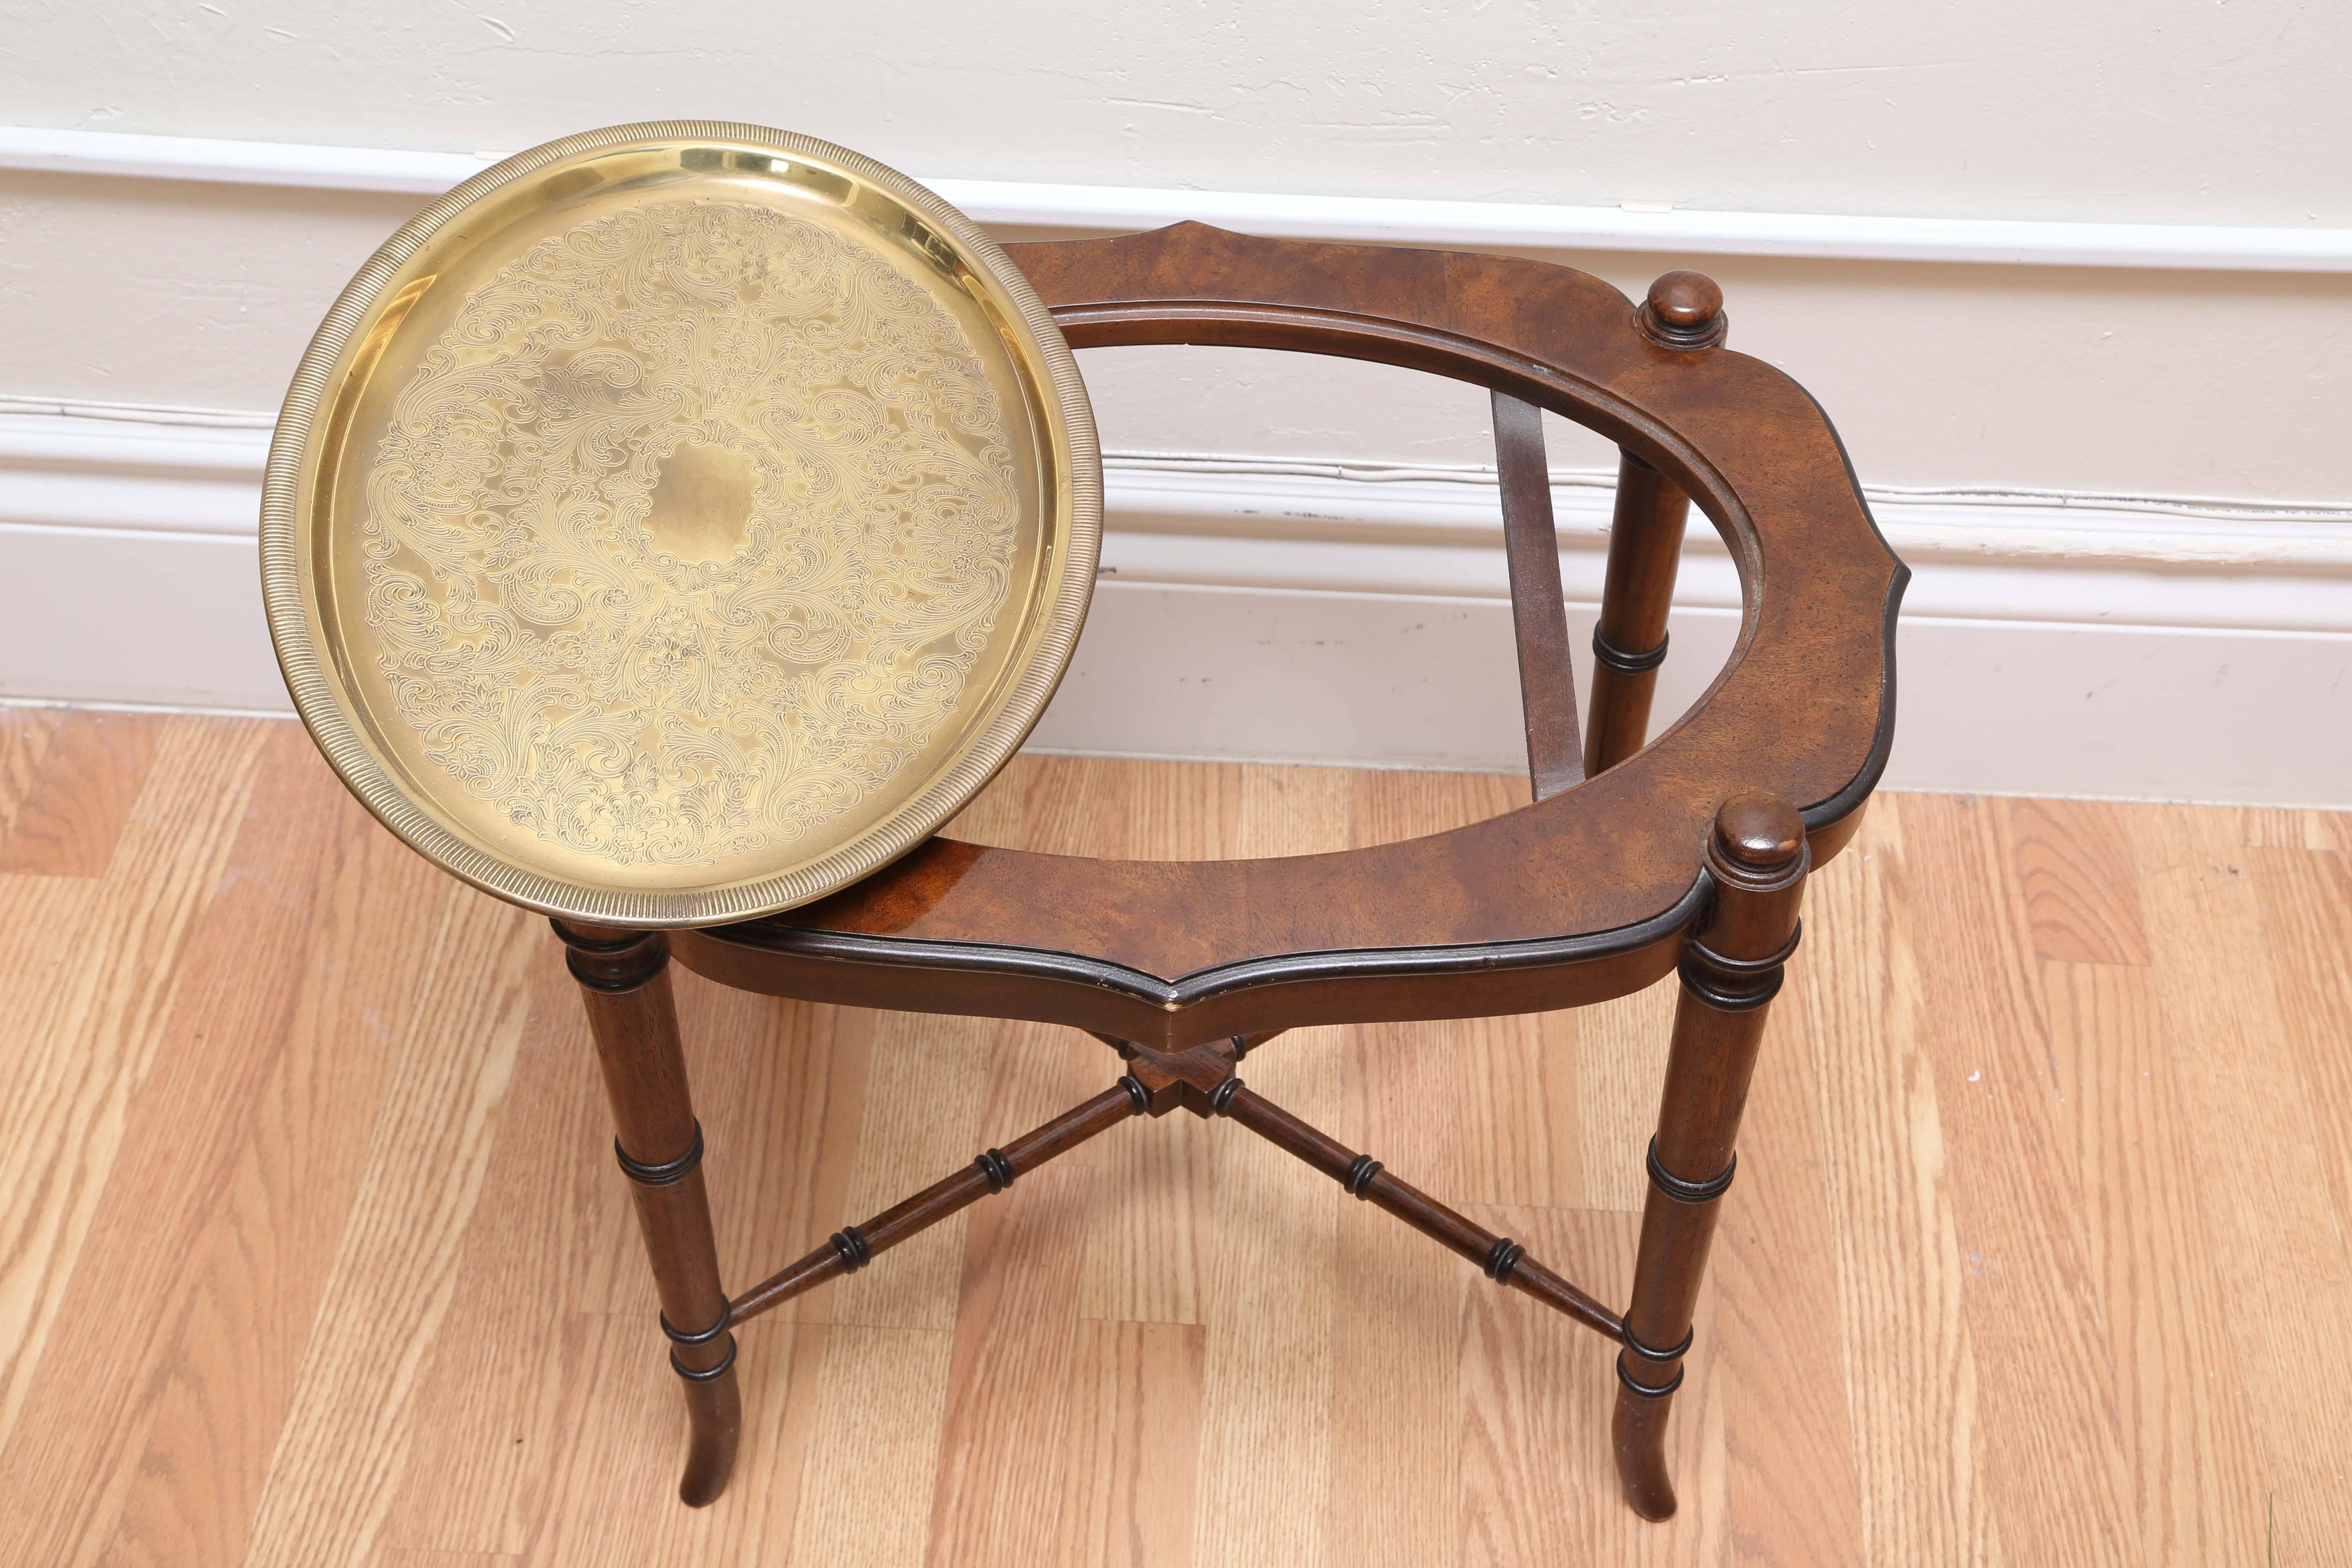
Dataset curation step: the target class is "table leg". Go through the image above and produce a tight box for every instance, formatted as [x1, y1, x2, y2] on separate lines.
[556, 921, 742, 1507]
[1584, 450, 1691, 776]
[1613, 794, 1807, 1520]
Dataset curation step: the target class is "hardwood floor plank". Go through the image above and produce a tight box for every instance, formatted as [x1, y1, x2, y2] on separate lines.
[924, 1024, 1105, 1564]
[2041, 959, 2268, 1564]
[1999, 797, 2152, 966]
[377, 959, 611, 1556]
[0, 704, 65, 842]
[509, 1311, 677, 1568]
[1237, 762, 1355, 861]
[0, 718, 269, 1468]
[238, 892, 545, 1567]
[0, 872, 103, 1105]
[1332, 1015, 1472, 1568]
[1575, 977, 1676, 1212]
[1788, 801, 1999, 1563]
[2225, 803, 2352, 854]
[1123, 755, 1244, 860]
[1350, 765, 1525, 848]
[1077, 1104, 1208, 1327]
[2245, 847, 2352, 1245]
[2231, 806, 2309, 849]
[1453, 1010, 1584, 1210]
[2126, 807, 2352, 1560]
[1892, 793, 2142, 1561]
[783, 1324, 958, 1568]
[826, 1009, 996, 1332]
[0, 708, 163, 876]
[99, 788, 454, 1568]
[1334, 768, 1598, 1562]
[1070, 753, 1219, 1327]
[938, 755, 1041, 848]
[2301, 806, 2352, 852]
[1055, 1320, 1205, 1568]
[1191, 764, 1352, 1568]
[1013, 755, 1152, 858]
[1458, 1213, 1600, 1567]
[1189, 1030, 1343, 1568]
[698, 990, 875, 1328]
[526, 1317, 835, 1566]
[1716, 1004, 1866, 1567]
[1330, 1200, 1465, 1568]
[0, 728, 410, 1567]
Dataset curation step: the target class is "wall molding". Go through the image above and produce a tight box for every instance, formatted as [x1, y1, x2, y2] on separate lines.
[2, 394, 2348, 803]
[7, 125, 2352, 274]
[5, 393, 2347, 630]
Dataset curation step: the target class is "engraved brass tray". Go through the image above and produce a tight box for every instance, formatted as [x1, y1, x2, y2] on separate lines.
[263, 122, 1100, 927]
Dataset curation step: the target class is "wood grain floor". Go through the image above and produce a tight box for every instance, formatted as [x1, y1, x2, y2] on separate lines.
[1, 705, 2347, 1566]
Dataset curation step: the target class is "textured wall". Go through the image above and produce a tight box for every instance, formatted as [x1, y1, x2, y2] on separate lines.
[11, 0, 2351, 223]
[3, 1, 2350, 499]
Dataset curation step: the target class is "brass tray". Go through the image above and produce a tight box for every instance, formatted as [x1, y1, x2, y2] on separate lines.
[262, 122, 1100, 927]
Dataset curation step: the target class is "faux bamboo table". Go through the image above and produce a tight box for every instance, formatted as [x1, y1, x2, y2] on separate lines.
[265, 125, 1904, 1524]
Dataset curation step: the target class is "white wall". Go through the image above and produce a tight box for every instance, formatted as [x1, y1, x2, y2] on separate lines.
[8, 3, 2352, 497]
[3, 3, 2350, 802]
[15, 1, 2352, 223]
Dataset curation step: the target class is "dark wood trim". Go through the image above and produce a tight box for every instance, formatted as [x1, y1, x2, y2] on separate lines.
[1797, 564, 1911, 854]
[672, 878, 1707, 1052]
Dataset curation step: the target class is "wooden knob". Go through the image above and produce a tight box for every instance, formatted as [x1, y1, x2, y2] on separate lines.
[1648, 272, 1722, 328]
[1639, 271, 1728, 350]
[1714, 792, 1803, 869]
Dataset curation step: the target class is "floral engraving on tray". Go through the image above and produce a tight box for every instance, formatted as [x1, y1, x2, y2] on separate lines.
[363, 200, 1018, 868]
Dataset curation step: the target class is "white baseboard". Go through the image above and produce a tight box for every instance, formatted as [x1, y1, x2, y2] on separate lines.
[4, 397, 2349, 805]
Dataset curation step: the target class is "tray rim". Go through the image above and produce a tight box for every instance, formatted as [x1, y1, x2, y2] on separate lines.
[260, 120, 1103, 929]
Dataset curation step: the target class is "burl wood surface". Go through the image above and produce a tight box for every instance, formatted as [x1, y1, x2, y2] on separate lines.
[2, 708, 2348, 1565]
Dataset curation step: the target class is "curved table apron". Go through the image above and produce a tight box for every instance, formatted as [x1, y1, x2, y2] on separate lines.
[672, 225, 1908, 1051]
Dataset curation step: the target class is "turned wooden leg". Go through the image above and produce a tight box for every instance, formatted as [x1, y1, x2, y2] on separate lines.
[556, 921, 742, 1508]
[1585, 273, 1724, 777]
[1613, 792, 1806, 1521]
[1584, 449, 1690, 776]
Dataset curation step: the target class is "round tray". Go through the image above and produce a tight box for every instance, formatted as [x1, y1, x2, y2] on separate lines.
[263, 122, 1101, 928]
